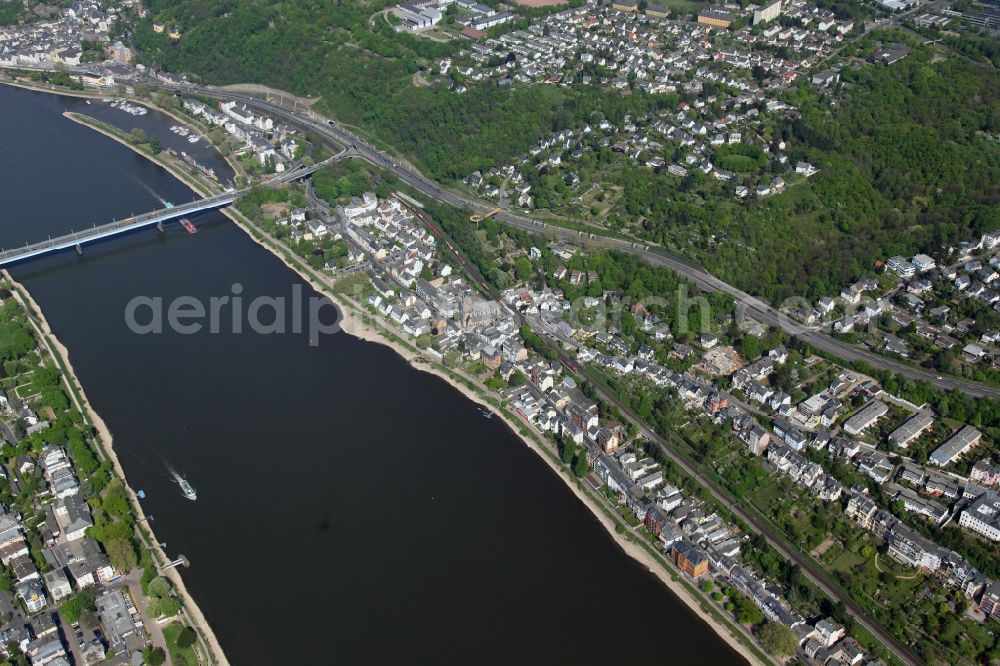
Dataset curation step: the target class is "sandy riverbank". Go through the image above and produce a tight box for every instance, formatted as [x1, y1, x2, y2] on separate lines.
[3, 272, 229, 666]
[343, 313, 766, 665]
[338, 306, 767, 666]
[54, 92, 767, 665]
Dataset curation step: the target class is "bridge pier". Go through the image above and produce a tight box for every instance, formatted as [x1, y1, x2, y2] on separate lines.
[156, 220, 164, 233]
[74, 244, 82, 256]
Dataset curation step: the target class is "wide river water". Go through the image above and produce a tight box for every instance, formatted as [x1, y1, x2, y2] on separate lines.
[0, 83, 744, 664]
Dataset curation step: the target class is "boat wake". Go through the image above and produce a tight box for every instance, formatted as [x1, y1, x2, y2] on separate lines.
[166, 465, 197, 501]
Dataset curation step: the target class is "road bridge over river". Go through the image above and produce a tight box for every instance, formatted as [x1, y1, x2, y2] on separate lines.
[0, 150, 351, 267]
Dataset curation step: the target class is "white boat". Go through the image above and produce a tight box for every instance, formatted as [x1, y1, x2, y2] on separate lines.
[169, 469, 197, 501]
[188, 136, 199, 143]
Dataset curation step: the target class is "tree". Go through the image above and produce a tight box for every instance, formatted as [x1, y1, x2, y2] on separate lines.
[514, 257, 533, 282]
[148, 134, 160, 153]
[560, 438, 576, 465]
[128, 127, 147, 145]
[102, 486, 131, 519]
[757, 622, 798, 657]
[106, 538, 137, 573]
[147, 576, 171, 599]
[740, 334, 761, 360]
[175, 626, 197, 649]
[149, 595, 180, 618]
[733, 593, 765, 625]
[484, 375, 505, 391]
[59, 596, 83, 624]
[739, 603, 764, 625]
[573, 451, 589, 477]
[143, 647, 166, 665]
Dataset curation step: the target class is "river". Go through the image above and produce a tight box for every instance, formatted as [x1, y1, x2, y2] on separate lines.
[0, 83, 745, 665]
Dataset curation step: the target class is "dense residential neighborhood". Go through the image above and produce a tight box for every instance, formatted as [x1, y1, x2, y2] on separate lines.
[799, 229, 1000, 385]
[449, 0, 852, 211]
[0, 0, 139, 70]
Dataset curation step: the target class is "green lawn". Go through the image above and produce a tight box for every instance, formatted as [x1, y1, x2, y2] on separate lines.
[828, 549, 867, 574]
[879, 570, 926, 608]
[716, 154, 761, 173]
[162, 623, 198, 666]
[647, 0, 708, 12]
[819, 541, 844, 566]
[748, 480, 784, 512]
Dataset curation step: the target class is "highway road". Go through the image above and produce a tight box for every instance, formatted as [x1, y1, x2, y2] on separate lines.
[147, 80, 1000, 400]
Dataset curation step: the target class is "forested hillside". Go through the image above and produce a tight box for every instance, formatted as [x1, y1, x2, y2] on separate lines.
[133, 3, 1000, 301]
[644, 46, 1000, 301]
[133, 0, 659, 179]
